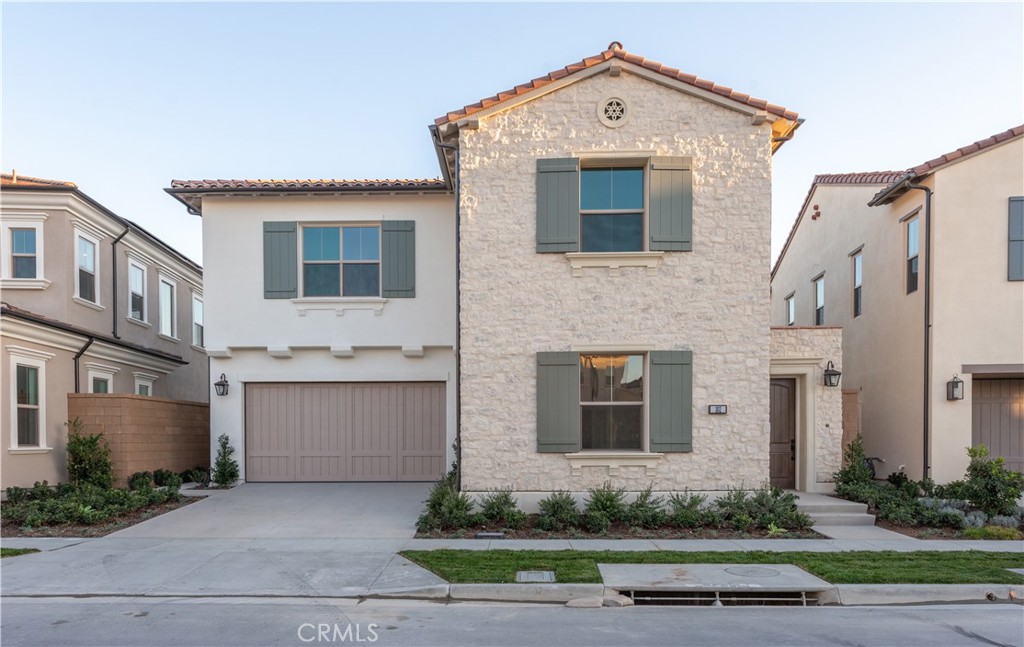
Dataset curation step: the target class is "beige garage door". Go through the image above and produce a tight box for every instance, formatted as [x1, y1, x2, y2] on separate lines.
[245, 382, 446, 482]
[972, 378, 1023, 473]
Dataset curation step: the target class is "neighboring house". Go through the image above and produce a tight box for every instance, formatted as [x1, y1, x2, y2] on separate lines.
[1, 172, 207, 489]
[167, 44, 844, 499]
[770, 126, 1024, 483]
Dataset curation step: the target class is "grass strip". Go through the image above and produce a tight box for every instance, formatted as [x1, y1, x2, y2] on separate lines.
[401, 550, 1024, 585]
[1, 548, 41, 558]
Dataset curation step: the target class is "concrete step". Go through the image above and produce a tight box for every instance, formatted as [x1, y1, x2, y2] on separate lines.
[805, 512, 877, 526]
[797, 501, 869, 515]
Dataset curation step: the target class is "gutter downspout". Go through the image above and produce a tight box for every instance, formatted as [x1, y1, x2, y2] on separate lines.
[111, 226, 130, 338]
[435, 137, 462, 490]
[73, 338, 95, 393]
[907, 183, 934, 482]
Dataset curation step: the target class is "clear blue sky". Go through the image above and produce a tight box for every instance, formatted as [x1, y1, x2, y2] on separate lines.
[3, 2, 1022, 265]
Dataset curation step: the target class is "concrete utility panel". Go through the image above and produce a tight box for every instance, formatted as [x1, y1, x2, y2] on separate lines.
[598, 564, 832, 592]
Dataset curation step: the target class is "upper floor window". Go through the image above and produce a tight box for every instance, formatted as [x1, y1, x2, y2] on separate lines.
[785, 293, 795, 326]
[77, 234, 98, 303]
[580, 354, 644, 450]
[301, 225, 380, 297]
[906, 216, 919, 294]
[1, 216, 47, 288]
[192, 294, 204, 348]
[813, 275, 825, 325]
[1009, 197, 1023, 281]
[128, 262, 146, 322]
[159, 276, 176, 338]
[11, 229, 37, 278]
[852, 253, 863, 318]
[580, 167, 644, 252]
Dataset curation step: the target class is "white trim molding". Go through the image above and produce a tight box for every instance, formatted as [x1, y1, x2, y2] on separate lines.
[565, 451, 664, 477]
[291, 297, 387, 317]
[85, 362, 119, 394]
[1, 213, 47, 287]
[565, 251, 664, 276]
[73, 225, 102, 306]
[7, 346, 52, 450]
[133, 371, 158, 396]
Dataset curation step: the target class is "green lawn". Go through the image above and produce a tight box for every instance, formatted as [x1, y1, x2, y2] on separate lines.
[1, 548, 40, 558]
[401, 550, 1024, 585]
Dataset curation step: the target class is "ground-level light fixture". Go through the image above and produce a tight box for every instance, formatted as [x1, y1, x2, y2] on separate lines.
[214, 373, 229, 397]
[823, 361, 842, 388]
[947, 374, 964, 401]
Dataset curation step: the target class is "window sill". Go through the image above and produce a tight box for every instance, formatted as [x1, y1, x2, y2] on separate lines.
[157, 333, 179, 343]
[9, 447, 53, 455]
[0, 278, 50, 290]
[126, 316, 150, 328]
[73, 296, 104, 311]
[291, 297, 387, 317]
[565, 251, 664, 276]
[191, 345, 206, 354]
[565, 451, 664, 476]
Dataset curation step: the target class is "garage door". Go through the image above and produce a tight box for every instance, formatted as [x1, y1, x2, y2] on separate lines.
[245, 382, 446, 482]
[972, 378, 1023, 473]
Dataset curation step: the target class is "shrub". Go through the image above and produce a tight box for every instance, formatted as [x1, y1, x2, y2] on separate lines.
[211, 434, 240, 487]
[477, 489, 526, 530]
[963, 526, 1023, 540]
[127, 471, 153, 491]
[5, 486, 30, 504]
[186, 467, 210, 487]
[162, 473, 183, 490]
[963, 445, 1024, 517]
[987, 515, 1021, 529]
[152, 469, 174, 487]
[934, 479, 971, 501]
[583, 482, 627, 523]
[583, 509, 611, 534]
[711, 488, 754, 529]
[964, 510, 988, 528]
[622, 486, 667, 529]
[416, 477, 475, 532]
[668, 491, 708, 528]
[834, 435, 873, 489]
[886, 471, 910, 487]
[65, 418, 114, 489]
[535, 491, 579, 532]
[0, 481, 180, 528]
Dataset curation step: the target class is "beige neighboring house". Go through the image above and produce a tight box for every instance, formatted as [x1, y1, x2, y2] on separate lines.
[1, 173, 208, 489]
[167, 44, 845, 500]
[771, 126, 1024, 484]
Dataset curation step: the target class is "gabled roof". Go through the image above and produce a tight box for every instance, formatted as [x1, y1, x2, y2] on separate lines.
[435, 43, 799, 126]
[2, 171, 202, 274]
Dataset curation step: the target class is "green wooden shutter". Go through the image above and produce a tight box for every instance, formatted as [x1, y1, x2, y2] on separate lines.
[536, 158, 580, 252]
[1009, 197, 1024, 281]
[649, 157, 693, 252]
[649, 350, 693, 452]
[536, 352, 581, 453]
[382, 220, 416, 297]
[263, 221, 297, 299]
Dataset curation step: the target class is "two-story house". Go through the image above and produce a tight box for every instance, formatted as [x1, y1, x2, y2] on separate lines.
[1, 172, 207, 489]
[770, 126, 1024, 482]
[167, 44, 844, 500]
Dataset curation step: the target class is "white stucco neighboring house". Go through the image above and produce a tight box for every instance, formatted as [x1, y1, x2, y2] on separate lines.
[771, 126, 1024, 484]
[168, 44, 844, 496]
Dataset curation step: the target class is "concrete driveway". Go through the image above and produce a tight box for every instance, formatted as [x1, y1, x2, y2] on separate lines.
[111, 482, 431, 539]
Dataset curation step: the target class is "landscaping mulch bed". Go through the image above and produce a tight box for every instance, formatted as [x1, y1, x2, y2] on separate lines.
[874, 519, 1023, 540]
[1, 495, 201, 538]
[417, 517, 820, 540]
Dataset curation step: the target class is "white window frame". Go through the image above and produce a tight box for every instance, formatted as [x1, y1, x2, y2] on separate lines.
[813, 274, 825, 326]
[85, 363, 119, 394]
[1, 214, 49, 289]
[299, 223, 382, 298]
[852, 252, 863, 318]
[784, 293, 795, 326]
[133, 372, 157, 396]
[191, 292, 204, 349]
[127, 259, 148, 324]
[158, 274, 178, 340]
[8, 346, 53, 451]
[74, 227, 102, 308]
[906, 216, 920, 294]
[579, 352, 648, 452]
[578, 159, 648, 254]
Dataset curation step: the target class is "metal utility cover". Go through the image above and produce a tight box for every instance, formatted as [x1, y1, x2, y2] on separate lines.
[516, 571, 557, 583]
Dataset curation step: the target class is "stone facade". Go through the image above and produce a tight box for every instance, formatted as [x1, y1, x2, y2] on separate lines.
[458, 71, 777, 493]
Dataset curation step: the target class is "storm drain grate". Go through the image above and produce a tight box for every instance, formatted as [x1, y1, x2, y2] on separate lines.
[621, 589, 818, 607]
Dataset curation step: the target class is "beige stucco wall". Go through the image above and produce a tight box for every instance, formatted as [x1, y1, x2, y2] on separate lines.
[769, 327, 844, 486]
[458, 70, 778, 493]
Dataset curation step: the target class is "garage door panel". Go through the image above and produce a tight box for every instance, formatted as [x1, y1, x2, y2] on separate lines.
[246, 382, 444, 482]
[973, 378, 1023, 474]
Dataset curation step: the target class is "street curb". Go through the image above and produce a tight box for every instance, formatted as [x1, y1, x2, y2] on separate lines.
[448, 584, 605, 603]
[833, 584, 1024, 606]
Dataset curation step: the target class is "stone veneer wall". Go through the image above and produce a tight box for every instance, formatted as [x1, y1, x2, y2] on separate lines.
[68, 394, 210, 487]
[769, 327, 844, 484]
[457, 71, 776, 493]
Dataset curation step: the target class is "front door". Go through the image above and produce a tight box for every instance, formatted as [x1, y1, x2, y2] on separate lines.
[770, 378, 796, 488]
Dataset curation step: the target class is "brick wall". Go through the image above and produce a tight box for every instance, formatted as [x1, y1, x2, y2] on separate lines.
[67, 394, 209, 487]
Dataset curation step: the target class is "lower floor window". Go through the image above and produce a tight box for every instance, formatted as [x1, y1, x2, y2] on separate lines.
[580, 354, 644, 450]
[16, 365, 40, 446]
[91, 377, 109, 393]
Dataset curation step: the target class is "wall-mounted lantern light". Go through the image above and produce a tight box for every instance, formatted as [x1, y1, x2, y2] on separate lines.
[946, 374, 964, 401]
[823, 361, 842, 388]
[214, 373, 229, 397]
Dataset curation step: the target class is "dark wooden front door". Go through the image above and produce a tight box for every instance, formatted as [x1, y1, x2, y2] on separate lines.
[770, 378, 796, 488]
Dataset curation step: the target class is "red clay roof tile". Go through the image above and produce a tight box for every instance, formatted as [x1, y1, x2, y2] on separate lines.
[1, 172, 77, 188]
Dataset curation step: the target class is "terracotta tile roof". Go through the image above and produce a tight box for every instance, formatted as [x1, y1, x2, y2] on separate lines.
[907, 124, 1023, 177]
[435, 43, 799, 126]
[1, 172, 77, 188]
[169, 178, 447, 191]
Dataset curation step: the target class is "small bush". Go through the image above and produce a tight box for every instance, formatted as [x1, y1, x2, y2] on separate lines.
[477, 489, 526, 530]
[583, 509, 611, 534]
[964, 510, 988, 528]
[963, 445, 1024, 517]
[416, 476, 475, 533]
[987, 515, 1021, 529]
[963, 526, 1023, 540]
[211, 434, 240, 488]
[152, 469, 174, 487]
[536, 491, 580, 531]
[5, 486, 30, 504]
[886, 471, 910, 487]
[668, 491, 707, 528]
[583, 482, 627, 523]
[186, 468, 210, 487]
[0, 481, 180, 528]
[920, 507, 965, 529]
[834, 435, 873, 489]
[622, 486, 667, 529]
[127, 471, 153, 491]
[65, 418, 114, 489]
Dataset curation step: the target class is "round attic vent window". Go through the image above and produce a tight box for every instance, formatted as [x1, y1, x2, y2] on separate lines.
[598, 96, 628, 128]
